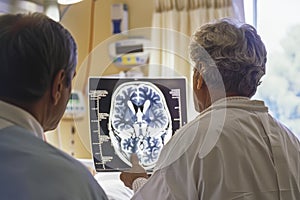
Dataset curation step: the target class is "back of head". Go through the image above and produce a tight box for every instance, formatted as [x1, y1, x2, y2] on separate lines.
[0, 13, 77, 102]
[189, 18, 267, 97]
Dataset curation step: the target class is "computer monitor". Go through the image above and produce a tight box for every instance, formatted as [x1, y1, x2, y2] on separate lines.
[89, 77, 187, 172]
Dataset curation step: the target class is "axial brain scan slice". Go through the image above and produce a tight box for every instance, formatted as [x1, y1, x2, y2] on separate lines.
[89, 77, 187, 172]
[109, 82, 172, 169]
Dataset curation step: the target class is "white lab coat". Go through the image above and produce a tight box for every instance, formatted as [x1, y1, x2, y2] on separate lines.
[132, 97, 300, 200]
[0, 100, 108, 200]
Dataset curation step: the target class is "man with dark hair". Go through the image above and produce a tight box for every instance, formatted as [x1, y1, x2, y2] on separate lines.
[0, 13, 108, 199]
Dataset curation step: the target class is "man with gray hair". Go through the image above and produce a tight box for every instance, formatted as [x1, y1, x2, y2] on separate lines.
[120, 19, 300, 199]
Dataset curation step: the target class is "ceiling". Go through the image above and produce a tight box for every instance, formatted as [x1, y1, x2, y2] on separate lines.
[0, 0, 44, 14]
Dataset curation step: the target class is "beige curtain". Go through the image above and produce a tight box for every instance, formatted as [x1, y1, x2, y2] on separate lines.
[148, 0, 245, 121]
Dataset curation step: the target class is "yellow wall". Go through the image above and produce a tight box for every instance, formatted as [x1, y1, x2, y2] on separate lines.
[45, 0, 154, 158]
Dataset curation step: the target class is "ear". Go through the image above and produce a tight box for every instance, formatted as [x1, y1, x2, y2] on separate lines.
[51, 69, 65, 105]
[197, 74, 204, 90]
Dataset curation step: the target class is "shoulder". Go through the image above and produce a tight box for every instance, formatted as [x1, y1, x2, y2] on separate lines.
[0, 125, 108, 200]
[155, 107, 235, 169]
[154, 114, 212, 169]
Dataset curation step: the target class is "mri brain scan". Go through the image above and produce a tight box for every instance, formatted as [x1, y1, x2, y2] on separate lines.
[108, 81, 172, 169]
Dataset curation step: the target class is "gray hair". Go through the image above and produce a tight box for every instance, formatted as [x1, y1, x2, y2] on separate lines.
[189, 18, 267, 97]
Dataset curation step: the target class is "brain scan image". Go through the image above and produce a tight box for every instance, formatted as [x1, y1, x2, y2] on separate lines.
[108, 81, 172, 169]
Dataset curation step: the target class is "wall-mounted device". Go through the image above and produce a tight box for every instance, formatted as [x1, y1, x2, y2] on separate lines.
[111, 3, 128, 34]
[63, 90, 85, 119]
[108, 38, 151, 67]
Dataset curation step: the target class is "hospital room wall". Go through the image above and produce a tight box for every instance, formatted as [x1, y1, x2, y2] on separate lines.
[45, 0, 154, 158]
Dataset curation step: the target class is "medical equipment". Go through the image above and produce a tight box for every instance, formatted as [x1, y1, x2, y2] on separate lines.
[108, 38, 151, 67]
[63, 90, 85, 119]
[111, 3, 128, 34]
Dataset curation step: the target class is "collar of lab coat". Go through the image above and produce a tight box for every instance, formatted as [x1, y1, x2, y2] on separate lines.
[202, 96, 268, 114]
[0, 100, 44, 139]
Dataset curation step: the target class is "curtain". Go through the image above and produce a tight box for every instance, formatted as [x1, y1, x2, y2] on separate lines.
[148, 0, 245, 121]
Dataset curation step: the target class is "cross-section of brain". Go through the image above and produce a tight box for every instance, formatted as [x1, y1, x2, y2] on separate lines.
[108, 81, 172, 169]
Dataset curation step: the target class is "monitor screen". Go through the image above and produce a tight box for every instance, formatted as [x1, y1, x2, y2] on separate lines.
[116, 44, 143, 54]
[89, 77, 187, 172]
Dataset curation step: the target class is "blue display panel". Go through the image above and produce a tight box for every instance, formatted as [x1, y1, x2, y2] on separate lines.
[89, 77, 187, 172]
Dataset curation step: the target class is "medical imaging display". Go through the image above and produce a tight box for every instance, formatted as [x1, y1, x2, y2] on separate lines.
[89, 77, 187, 172]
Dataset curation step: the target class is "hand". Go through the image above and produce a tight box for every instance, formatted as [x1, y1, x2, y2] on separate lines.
[119, 154, 148, 189]
[120, 171, 148, 189]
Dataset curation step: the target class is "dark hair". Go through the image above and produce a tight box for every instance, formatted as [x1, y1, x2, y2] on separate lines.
[189, 18, 267, 97]
[0, 12, 77, 101]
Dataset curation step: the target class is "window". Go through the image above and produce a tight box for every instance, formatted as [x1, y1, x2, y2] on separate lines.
[245, 0, 300, 138]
